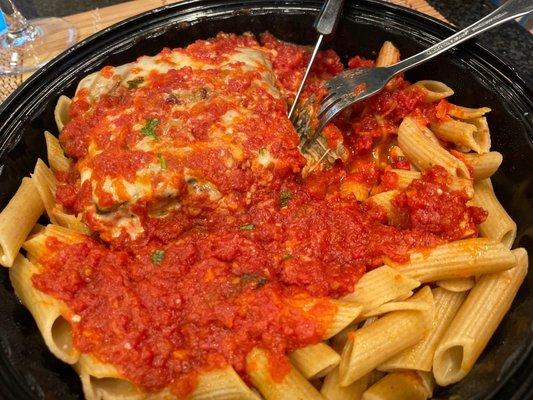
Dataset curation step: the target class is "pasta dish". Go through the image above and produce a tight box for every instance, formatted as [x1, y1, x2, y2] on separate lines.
[0, 32, 527, 400]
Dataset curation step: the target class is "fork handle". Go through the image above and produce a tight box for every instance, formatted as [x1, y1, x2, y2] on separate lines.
[389, 0, 533, 75]
[314, 0, 346, 36]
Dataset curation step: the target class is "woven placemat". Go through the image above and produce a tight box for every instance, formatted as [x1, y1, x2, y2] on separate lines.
[0, 0, 447, 102]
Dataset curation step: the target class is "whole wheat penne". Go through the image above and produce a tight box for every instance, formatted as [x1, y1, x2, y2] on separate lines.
[433, 248, 528, 386]
[246, 347, 324, 400]
[398, 117, 470, 179]
[338, 287, 434, 386]
[375, 41, 400, 67]
[472, 179, 516, 248]
[413, 81, 454, 103]
[463, 152, 502, 180]
[379, 288, 466, 372]
[447, 104, 491, 120]
[392, 238, 516, 282]
[0, 177, 44, 267]
[430, 119, 481, 153]
[290, 343, 340, 380]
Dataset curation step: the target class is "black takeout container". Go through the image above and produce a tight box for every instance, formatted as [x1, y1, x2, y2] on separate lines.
[0, 1, 531, 399]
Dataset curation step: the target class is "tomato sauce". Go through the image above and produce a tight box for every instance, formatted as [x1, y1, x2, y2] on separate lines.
[33, 33, 485, 394]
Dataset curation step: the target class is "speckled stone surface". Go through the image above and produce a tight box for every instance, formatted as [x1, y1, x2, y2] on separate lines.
[17, 0, 532, 86]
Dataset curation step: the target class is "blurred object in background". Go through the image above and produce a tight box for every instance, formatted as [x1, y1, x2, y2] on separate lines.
[491, 0, 533, 32]
[0, 0, 76, 74]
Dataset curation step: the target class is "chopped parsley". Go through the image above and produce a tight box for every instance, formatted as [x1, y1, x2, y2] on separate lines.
[282, 252, 292, 261]
[240, 273, 268, 287]
[240, 223, 255, 231]
[157, 153, 167, 170]
[141, 118, 159, 139]
[126, 76, 144, 89]
[150, 249, 165, 264]
[279, 190, 293, 208]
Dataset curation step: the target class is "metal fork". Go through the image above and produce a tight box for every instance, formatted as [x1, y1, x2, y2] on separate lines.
[303, 0, 533, 148]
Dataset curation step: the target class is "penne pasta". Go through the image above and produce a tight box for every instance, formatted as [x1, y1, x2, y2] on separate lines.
[392, 238, 516, 282]
[365, 190, 399, 222]
[397, 117, 470, 178]
[338, 287, 434, 386]
[430, 119, 482, 153]
[9, 255, 80, 364]
[389, 168, 473, 197]
[23, 224, 87, 261]
[45, 131, 71, 173]
[324, 301, 363, 339]
[379, 288, 466, 372]
[463, 151, 502, 181]
[340, 180, 371, 202]
[321, 367, 370, 400]
[447, 104, 491, 120]
[0, 177, 44, 267]
[413, 80, 454, 103]
[31, 159, 59, 224]
[342, 265, 420, 312]
[246, 347, 325, 400]
[361, 371, 431, 400]
[465, 116, 491, 153]
[436, 277, 475, 292]
[390, 169, 420, 189]
[433, 248, 528, 386]
[360, 294, 433, 319]
[375, 41, 400, 67]
[472, 179, 516, 248]
[54, 95, 72, 132]
[290, 342, 340, 380]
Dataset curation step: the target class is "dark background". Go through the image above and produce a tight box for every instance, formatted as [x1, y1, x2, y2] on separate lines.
[13, 0, 533, 85]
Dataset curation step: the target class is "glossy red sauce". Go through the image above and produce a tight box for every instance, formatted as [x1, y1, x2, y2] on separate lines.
[34, 33, 485, 394]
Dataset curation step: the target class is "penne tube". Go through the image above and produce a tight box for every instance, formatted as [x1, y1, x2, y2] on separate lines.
[472, 179, 516, 248]
[340, 180, 371, 202]
[324, 301, 363, 339]
[397, 117, 470, 179]
[360, 294, 432, 320]
[463, 151, 502, 181]
[342, 265, 420, 312]
[413, 80, 454, 103]
[23, 224, 87, 261]
[44, 131, 71, 172]
[433, 248, 528, 386]
[31, 159, 59, 224]
[290, 342, 340, 380]
[52, 208, 92, 235]
[436, 277, 475, 292]
[321, 367, 370, 400]
[361, 371, 431, 400]
[338, 287, 434, 386]
[379, 288, 466, 372]
[430, 119, 481, 153]
[0, 177, 44, 267]
[465, 116, 491, 153]
[389, 169, 472, 197]
[447, 104, 491, 120]
[54, 95, 72, 132]
[392, 238, 516, 283]
[246, 347, 325, 400]
[365, 190, 399, 221]
[9, 255, 80, 364]
[390, 169, 420, 189]
[187, 367, 261, 400]
[375, 41, 400, 67]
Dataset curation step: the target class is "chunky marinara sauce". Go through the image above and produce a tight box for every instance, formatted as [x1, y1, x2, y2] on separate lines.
[33, 33, 486, 394]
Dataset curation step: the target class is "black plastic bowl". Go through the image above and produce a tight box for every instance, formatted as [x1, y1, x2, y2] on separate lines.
[0, 1, 531, 399]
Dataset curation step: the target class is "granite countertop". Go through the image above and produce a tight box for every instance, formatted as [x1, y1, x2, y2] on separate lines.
[17, 0, 532, 84]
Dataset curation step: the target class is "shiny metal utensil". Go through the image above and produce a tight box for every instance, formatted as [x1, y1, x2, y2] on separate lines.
[287, 0, 345, 119]
[302, 0, 533, 148]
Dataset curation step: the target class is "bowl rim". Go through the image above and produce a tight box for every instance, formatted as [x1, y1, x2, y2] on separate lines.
[0, 1, 531, 399]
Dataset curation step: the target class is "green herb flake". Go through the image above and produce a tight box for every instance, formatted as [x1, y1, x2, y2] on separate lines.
[126, 76, 144, 89]
[258, 147, 266, 156]
[240, 223, 255, 231]
[282, 252, 292, 261]
[141, 118, 159, 139]
[240, 273, 267, 287]
[150, 249, 165, 264]
[279, 190, 293, 208]
[157, 153, 167, 170]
